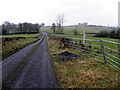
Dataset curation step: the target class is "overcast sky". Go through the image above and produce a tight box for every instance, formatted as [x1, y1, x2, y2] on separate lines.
[0, 0, 119, 26]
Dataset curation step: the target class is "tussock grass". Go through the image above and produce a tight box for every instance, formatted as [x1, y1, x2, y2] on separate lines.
[47, 37, 119, 88]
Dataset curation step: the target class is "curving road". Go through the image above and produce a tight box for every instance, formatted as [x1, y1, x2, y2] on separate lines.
[2, 32, 59, 88]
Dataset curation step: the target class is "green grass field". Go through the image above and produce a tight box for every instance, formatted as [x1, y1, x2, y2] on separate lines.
[41, 25, 113, 34]
[41, 26, 99, 34]
[1, 34, 40, 38]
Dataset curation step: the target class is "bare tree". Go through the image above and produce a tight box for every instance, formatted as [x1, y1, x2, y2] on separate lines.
[56, 13, 66, 34]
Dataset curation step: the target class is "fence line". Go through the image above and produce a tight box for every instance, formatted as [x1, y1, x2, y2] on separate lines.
[87, 44, 100, 47]
[105, 52, 120, 61]
[102, 40, 120, 45]
[93, 55, 103, 60]
[105, 56, 120, 65]
[104, 46, 119, 53]
[91, 52, 103, 57]
[106, 59, 120, 69]
[79, 48, 104, 60]
[65, 37, 120, 69]
[65, 37, 99, 41]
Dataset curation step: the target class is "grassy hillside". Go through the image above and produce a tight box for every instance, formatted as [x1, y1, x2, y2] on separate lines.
[41, 25, 113, 34]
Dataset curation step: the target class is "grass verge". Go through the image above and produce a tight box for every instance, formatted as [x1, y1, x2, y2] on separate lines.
[47, 36, 119, 88]
[2, 34, 41, 60]
[1, 34, 40, 38]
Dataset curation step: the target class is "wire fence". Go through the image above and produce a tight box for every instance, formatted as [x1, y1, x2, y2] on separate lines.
[65, 37, 120, 69]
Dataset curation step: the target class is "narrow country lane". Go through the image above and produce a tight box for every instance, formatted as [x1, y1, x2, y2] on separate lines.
[2, 32, 59, 88]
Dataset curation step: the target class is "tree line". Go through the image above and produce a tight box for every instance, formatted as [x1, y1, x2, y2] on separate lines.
[94, 28, 120, 39]
[1, 21, 44, 35]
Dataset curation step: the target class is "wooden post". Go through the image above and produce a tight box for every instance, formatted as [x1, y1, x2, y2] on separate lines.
[100, 40, 106, 63]
[83, 31, 86, 44]
[88, 44, 92, 57]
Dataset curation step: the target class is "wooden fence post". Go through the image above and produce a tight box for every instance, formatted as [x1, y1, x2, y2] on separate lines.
[83, 31, 86, 44]
[100, 40, 106, 63]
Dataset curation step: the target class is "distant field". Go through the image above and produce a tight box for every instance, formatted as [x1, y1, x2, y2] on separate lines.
[41, 25, 113, 34]
[1, 34, 40, 38]
[41, 26, 99, 34]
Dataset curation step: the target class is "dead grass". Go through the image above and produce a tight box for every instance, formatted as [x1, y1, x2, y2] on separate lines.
[47, 36, 119, 88]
